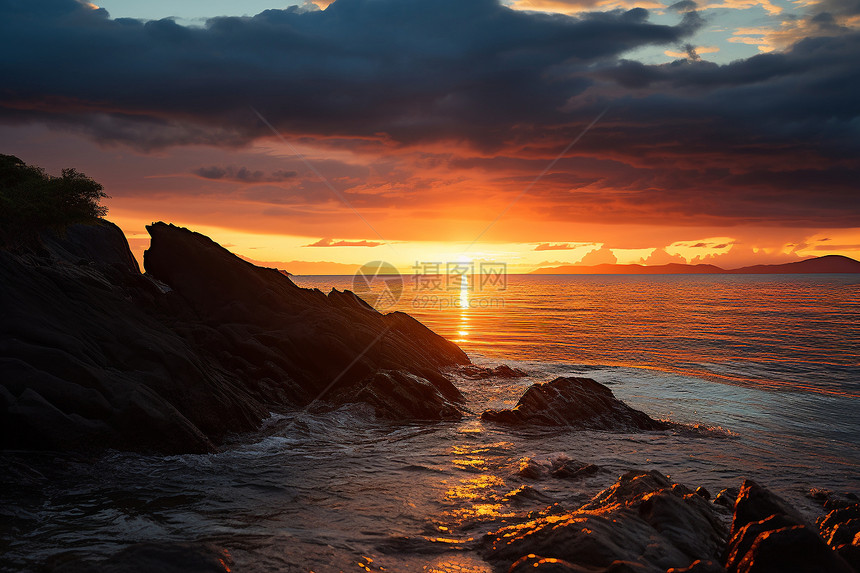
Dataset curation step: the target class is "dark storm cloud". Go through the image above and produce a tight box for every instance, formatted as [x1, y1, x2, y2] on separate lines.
[0, 0, 858, 225]
[0, 0, 697, 150]
[192, 165, 297, 183]
[668, 0, 698, 12]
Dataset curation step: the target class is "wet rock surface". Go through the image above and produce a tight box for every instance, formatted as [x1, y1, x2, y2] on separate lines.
[723, 481, 856, 573]
[457, 364, 528, 379]
[482, 472, 859, 573]
[819, 502, 860, 571]
[481, 376, 669, 431]
[0, 221, 469, 453]
[481, 470, 728, 572]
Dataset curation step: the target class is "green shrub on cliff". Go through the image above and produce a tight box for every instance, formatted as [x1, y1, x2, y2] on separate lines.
[0, 154, 108, 245]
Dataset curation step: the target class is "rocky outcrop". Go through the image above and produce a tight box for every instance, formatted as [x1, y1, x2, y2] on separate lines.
[482, 472, 859, 573]
[818, 503, 860, 571]
[0, 221, 469, 454]
[723, 480, 855, 573]
[481, 376, 669, 431]
[481, 470, 728, 572]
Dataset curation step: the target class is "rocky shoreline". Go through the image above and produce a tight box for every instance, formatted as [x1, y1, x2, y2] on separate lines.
[1, 220, 857, 572]
[0, 220, 468, 453]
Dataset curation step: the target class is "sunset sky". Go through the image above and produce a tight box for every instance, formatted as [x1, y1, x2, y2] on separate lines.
[1, 0, 858, 274]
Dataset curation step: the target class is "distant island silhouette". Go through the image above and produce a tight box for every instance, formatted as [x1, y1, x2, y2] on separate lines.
[531, 255, 860, 275]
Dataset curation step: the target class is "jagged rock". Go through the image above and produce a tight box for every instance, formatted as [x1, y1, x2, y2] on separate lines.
[819, 502, 860, 571]
[819, 503, 860, 545]
[835, 538, 860, 572]
[457, 364, 528, 379]
[504, 485, 555, 506]
[731, 525, 854, 573]
[724, 514, 803, 571]
[695, 487, 711, 500]
[339, 369, 462, 420]
[0, 221, 470, 453]
[730, 480, 807, 536]
[714, 488, 739, 509]
[40, 220, 141, 274]
[668, 560, 727, 572]
[480, 377, 668, 431]
[808, 489, 860, 511]
[550, 459, 600, 479]
[826, 518, 860, 547]
[725, 482, 855, 573]
[517, 457, 545, 480]
[481, 470, 727, 572]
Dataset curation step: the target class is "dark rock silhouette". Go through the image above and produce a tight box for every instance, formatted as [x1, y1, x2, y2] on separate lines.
[481, 376, 669, 431]
[730, 480, 808, 537]
[730, 525, 853, 573]
[0, 221, 469, 453]
[818, 502, 860, 570]
[714, 487, 740, 509]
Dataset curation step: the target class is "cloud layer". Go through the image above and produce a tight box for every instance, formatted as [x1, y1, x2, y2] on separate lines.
[0, 0, 858, 229]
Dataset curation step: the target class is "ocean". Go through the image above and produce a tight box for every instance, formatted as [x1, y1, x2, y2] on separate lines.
[2, 274, 858, 572]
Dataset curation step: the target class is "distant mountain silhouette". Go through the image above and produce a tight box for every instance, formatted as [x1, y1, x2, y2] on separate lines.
[531, 255, 860, 275]
[726, 255, 860, 274]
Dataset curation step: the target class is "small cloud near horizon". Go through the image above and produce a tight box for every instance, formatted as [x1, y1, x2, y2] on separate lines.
[534, 242, 595, 251]
[640, 247, 687, 265]
[305, 238, 384, 247]
[576, 246, 618, 265]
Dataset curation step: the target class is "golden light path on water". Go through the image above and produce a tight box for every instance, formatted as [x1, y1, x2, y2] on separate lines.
[457, 272, 470, 343]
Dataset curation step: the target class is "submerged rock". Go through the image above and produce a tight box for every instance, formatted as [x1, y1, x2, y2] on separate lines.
[45, 542, 232, 573]
[504, 485, 555, 506]
[0, 221, 470, 453]
[481, 470, 727, 572]
[457, 364, 528, 379]
[481, 377, 668, 431]
[550, 458, 601, 480]
[517, 457, 545, 480]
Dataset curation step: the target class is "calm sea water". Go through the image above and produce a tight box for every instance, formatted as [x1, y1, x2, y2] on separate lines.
[2, 274, 858, 572]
